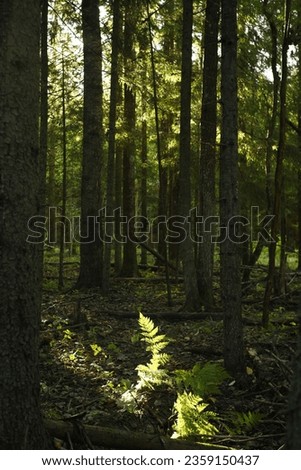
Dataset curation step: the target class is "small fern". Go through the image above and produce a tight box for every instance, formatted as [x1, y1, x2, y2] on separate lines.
[228, 411, 263, 435]
[136, 313, 171, 389]
[174, 362, 230, 397]
[172, 392, 218, 439]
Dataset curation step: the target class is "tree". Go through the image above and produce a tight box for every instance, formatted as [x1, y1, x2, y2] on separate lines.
[40, 0, 49, 214]
[77, 0, 104, 288]
[198, 0, 219, 309]
[286, 2, 301, 449]
[220, 0, 244, 375]
[103, 0, 121, 292]
[0, 0, 48, 448]
[119, 0, 138, 277]
[179, 0, 201, 311]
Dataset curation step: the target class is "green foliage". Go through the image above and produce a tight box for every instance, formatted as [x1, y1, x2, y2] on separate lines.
[227, 411, 263, 435]
[120, 313, 223, 439]
[90, 343, 104, 357]
[172, 392, 218, 439]
[63, 328, 75, 341]
[136, 313, 171, 389]
[174, 362, 230, 398]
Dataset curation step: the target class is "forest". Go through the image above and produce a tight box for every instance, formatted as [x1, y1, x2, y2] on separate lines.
[1, 0, 301, 451]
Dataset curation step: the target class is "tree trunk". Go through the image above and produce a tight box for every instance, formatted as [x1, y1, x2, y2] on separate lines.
[58, 57, 68, 289]
[103, 0, 121, 293]
[298, 171, 301, 271]
[198, 0, 219, 309]
[114, 143, 123, 273]
[119, 0, 138, 277]
[139, 28, 148, 267]
[220, 0, 244, 375]
[146, 0, 172, 305]
[77, 0, 103, 288]
[39, 0, 48, 214]
[262, 0, 291, 326]
[179, 0, 201, 311]
[0, 0, 48, 449]
[287, 6, 301, 447]
[298, 19, 301, 271]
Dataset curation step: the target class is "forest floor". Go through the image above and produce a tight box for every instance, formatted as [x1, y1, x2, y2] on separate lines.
[40, 258, 301, 450]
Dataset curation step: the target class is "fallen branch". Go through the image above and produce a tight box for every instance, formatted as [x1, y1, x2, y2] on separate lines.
[44, 419, 232, 450]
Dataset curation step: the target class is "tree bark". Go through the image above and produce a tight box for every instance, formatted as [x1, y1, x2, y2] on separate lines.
[298, 19, 301, 271]
[287, 3, 301, 449]
[58, 56, 68, 289]
[179, 0, 201, 312]
[77, 0, 103, 288]
[0, 0, 48, 449]
[119, 0, 138, 277]
[103, 0, 121, 293]
[220, 0, 244, 375]
[39, 0, 48, 214]
[198, 0, 219, 309]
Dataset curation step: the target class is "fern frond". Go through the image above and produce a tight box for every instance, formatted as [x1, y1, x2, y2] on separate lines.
[172, 392, 219, 438]
[174, 362, 230, 397]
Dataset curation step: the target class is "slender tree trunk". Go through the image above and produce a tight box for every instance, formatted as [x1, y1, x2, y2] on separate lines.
[140, 29, 148, 267]
[0, 0, 48, 449]
[220, 0, 244, 375]
[263, 1, 280, 216]
[58, 57, 67, 289]
[157, 0, 174, 262]
[198, 0, 219, 309]
[120, 0, 138, 277]
[179, 0, 201, 311]
[40, 0, 48, 214]
[146, 0, 172, 305]
[287, 4, 301, 448]
[47, 130, 57, 245]
[103, 0, 121, 292]
[77, 0, 103, 288]
[262, 0, 291, 326]
[298, 21, 301, 272]
[298, 170, 301, 271]
[114, 143, 123, 273]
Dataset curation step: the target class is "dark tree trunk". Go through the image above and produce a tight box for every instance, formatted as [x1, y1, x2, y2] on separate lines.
[58, 57, 68, 289]
[220, 0, 244, 375]
[298, 17, 301, 271]
[103, 0, 121, 292]
[287, 6, 301, 447]
[77, 0, 104, 288]
[119, 0, 138, 277]
[157, 0, 174, 262]
[139, 28, 148, 266]
[198, 0, 219, 309]
[179, 0, 201, 311]
[47, 131, 57, 245]
[298, 170, 301, 271]
[39, 0, 48, 214]
[262, 0, 291, 326]
[114, 143, 123, 273]
[146, 0, 172, 305]
[0, 0, 48, 449]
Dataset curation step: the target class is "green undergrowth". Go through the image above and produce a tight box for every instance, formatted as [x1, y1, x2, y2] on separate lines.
[118, 313, 263, 441]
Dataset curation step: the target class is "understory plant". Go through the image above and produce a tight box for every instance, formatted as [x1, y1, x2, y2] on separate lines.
[119, 313, 229, 438]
